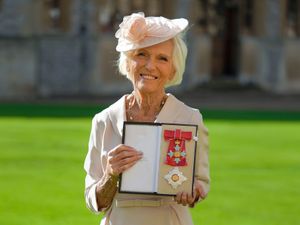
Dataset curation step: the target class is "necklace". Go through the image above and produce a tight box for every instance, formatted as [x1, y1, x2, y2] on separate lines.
[126, 93, 168, 122]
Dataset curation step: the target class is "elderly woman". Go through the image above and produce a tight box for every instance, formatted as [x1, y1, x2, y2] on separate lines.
[84, 12, 210, 225]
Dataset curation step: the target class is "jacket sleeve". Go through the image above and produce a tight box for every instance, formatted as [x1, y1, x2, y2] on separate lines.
[192, 110, 210, 200]
[84, 114, 108, 213]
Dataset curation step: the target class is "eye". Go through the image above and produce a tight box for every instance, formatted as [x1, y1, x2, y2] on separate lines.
[137, 52, 146, 57]
[159, 56, 168, 62]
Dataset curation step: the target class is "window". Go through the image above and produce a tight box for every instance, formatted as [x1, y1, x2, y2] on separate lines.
[286, 0, 300, 37]
[48, 0, 60, 28]
[196, 0, 224, 36]
[243, 0, 253, 31]
[97, 0, 165, 33]
[197, 0, 209, 33]
[44, 0, 71, 32]
[196, 0, 242, 36]
[240, 0, 254, 35]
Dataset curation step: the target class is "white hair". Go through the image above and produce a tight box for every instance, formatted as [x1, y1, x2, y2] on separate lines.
[117, 34, 188, 88]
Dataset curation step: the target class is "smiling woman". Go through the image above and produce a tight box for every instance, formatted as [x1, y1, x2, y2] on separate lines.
[83, 12, 210, 225]
[118, 32, 187, 88]
[127, 40, 175, 97]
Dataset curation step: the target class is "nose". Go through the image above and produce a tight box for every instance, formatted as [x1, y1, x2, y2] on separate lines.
[145, 58, 155, 71]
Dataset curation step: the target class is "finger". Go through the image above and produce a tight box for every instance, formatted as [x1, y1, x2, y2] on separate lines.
[187, 193, 195, 205]
[109, 149, 142, 164]
[180, 192, 188, 206]
[114, 160, 139, 174]
[110, 153, 143, 175]
[194, 182, 207, 200]
[194, 194, 200, 203]
[175, 192, 183, 203]
[108, 144, 137, 156]
[108, 157, 142, 176]
[199, 189, 207, 199]
[112, 154, 142, 171]
[117, 150, 143, 160]
[193, 186, 200, 202]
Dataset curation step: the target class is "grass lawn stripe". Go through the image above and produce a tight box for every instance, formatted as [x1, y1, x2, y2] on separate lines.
[0, 104, 299, 225]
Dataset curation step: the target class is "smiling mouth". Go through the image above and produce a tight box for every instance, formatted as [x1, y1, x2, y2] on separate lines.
[140, 74, 158, 80]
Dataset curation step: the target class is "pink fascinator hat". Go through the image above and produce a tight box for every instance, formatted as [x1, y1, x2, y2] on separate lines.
[115, 12, 188, 52]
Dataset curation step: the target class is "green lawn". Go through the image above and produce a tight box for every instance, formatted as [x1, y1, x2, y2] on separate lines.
[0, 104, 299, 225]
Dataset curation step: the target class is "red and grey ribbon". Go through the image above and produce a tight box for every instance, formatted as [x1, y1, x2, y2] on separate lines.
[164, 129, 192, 166]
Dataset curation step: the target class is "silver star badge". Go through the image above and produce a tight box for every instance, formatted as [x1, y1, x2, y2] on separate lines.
[164, 167, 187, 189]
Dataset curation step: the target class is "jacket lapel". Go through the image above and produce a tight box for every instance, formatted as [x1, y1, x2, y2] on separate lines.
[108, 95, 126, 138]
[156, 94, 184, 123]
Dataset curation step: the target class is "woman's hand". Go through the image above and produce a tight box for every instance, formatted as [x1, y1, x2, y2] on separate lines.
[96, 144, 142, 210]
[175, 180, 207, 207]
[106, 144, 143, 176]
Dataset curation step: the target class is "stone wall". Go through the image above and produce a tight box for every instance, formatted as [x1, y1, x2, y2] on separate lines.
[0, 39, 36, 99]
[38, 37, 82, 96]
[239, 37, 261, 84]
[282, 40, 300, 93]
[1, 0, 300, 101]
[0, 0, 132, 100]
[0, 0, 33, 36]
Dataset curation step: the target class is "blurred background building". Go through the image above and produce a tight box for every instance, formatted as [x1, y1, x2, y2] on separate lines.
[0, 0, 300, 100]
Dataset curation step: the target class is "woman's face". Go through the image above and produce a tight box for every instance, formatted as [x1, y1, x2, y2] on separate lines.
[127, 39, 175, 94]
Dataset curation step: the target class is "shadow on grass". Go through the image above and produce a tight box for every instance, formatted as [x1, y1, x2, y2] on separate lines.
[0, 103, 300, 121]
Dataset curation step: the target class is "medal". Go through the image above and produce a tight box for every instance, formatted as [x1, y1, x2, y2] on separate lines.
[164, 129, 192, 166]
[164, 167, 187, 189]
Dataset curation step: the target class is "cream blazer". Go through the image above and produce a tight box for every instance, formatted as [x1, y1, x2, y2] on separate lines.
[84, 94, 210, 225]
